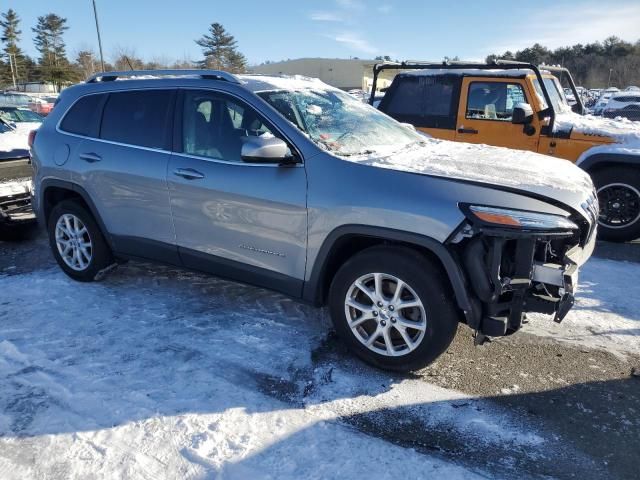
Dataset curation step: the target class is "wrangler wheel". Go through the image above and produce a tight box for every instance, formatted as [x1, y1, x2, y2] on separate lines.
[594, 167, 640, 242]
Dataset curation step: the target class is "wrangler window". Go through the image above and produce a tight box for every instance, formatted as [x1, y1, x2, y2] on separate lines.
[466, 82, 526, 121]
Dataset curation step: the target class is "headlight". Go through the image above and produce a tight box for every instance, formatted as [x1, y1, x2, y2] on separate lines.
[464, 205, 578, 231]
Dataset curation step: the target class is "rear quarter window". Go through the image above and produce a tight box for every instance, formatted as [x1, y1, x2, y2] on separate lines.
[60, 93, 107, 137]
[100, 90, 174, 149]
[379, 75, 460, 130]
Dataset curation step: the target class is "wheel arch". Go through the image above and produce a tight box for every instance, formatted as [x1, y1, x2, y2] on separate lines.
[579, 152, 640, 174]
[40, 179, 113, 250]
[303, 225, 475, 323]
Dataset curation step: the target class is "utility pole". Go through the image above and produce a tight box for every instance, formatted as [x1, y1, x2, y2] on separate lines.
[92, 0, 106, 72]
[8, 53, 17, 89]
[607, 68, 613, 88]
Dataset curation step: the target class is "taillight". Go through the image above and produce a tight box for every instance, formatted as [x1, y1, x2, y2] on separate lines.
[28, 130, 37, 148]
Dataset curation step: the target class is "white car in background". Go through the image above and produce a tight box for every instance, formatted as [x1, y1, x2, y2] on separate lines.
[593, 87, 620, 115]
[603, 91, 640, 121]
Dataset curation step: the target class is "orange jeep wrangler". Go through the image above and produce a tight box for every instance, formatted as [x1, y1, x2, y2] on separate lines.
[374, 61, 640, 242]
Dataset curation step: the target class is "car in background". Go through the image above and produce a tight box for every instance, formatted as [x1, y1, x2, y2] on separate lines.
[28, 96, 58, 117]
[0, 117, 34, 229]
[0, 106, 44, 132]
[0, 91, 33, 108]
[373, 61, 640, 242]
[592, 87, 620, 115]
[603, 91, 640, 121]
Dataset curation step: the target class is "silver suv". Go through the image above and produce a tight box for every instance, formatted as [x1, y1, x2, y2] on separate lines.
[31, 70, 597, 371]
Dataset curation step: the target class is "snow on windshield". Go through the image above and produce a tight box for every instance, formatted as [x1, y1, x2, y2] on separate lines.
[258, 88, 422, 156]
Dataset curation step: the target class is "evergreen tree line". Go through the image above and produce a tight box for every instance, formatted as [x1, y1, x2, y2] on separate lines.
[486, 36, 640, 88]
[0, 8, 248, 91]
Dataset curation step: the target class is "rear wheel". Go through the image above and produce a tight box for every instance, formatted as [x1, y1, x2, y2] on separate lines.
[328, 246, 459, 371]
[47, 200, 114, 281]
[593, 167, 640, 242]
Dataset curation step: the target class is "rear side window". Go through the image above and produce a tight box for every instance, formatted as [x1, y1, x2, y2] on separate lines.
[100, 90, 173, 149]
[60, 94, 106, 137]
[379, 75, 460, 130]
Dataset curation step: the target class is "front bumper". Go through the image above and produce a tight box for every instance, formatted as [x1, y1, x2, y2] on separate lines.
[454, 215, 596, 339]
[0, 179, 36, 226]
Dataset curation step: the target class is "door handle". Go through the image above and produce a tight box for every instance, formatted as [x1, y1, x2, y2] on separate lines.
[457, 127, 479, 134]
[79, 152, 102, 163]
[173, 168, 205, 180]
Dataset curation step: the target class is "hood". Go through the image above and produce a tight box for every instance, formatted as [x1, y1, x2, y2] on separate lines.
[343, 138, 595, 213]
[554, 111, 640, 145]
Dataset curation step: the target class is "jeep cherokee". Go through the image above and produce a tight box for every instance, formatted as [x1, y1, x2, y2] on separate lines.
[31, 70, 597, 371]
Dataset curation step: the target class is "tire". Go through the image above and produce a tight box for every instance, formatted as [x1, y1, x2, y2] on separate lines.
[593, 166, 640, 242]
[47, 199, 114, 281]
[328, 246, 460, 372]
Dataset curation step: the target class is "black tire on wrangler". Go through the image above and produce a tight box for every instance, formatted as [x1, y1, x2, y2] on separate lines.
[47, 199, 114, 282]
[593, 166, 640, 243]
[328, 246, 460, 372]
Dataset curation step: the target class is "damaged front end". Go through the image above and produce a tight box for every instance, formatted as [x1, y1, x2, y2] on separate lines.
[450, 200, 597, 344]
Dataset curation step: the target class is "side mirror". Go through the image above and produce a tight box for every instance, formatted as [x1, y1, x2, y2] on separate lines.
[512, 103, 534, 124]
[240, 135, 297, 164]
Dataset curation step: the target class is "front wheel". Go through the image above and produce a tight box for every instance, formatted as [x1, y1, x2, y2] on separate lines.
[328, 246, 459, 371]
[593, 167, 640, 242]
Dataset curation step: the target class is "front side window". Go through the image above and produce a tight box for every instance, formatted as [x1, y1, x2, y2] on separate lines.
[100, 90, 173, 149]
[182, 90, 276, 162]
[258, 87, 423, 156]
[466, 82, 527, 121]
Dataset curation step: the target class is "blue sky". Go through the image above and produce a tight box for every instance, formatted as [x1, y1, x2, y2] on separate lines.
[4, 0, 640, 65]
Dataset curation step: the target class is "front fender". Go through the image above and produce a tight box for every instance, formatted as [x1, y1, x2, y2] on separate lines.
[577, 146, 640, 171]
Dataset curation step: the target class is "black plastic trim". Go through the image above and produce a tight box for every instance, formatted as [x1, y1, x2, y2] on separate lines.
[303, 225, 474, 319]
[179, 246, 303, 297]
[579, 153, 640, 171]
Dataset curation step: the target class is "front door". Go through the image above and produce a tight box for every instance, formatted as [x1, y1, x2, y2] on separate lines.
[167, 89, 307, 295]
[455, 78, 540, 152]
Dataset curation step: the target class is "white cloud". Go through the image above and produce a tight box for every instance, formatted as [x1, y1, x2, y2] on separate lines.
[482, 2, 640, 56]
[328, 32, 378, 55]
[310, 11, 343, 22]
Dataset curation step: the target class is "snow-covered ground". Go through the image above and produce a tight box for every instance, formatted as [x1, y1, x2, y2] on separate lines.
[0, 254, 638, 478]
[526, 257, 640, 356]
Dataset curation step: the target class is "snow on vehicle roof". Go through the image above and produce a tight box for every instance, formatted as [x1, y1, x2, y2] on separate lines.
[238, 74, 335, 92]
[397, 68, 543, 78]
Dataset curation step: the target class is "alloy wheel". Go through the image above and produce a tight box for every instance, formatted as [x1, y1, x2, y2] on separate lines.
[344, 272, 427, 357]
[55, 213, 93, 271]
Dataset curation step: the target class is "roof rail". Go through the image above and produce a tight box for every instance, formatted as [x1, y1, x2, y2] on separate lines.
[86, 69, 240, 84]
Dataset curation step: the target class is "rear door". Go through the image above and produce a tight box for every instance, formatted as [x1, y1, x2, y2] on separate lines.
[64, 89, 178, 260]
[167, 89, 307, 295]
[455, 78, 540, 151]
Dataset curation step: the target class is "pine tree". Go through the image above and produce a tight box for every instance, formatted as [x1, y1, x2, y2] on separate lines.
[195, 22, 247, 73]
[0, 8, 30, 86]
[32, 14, 77, 91]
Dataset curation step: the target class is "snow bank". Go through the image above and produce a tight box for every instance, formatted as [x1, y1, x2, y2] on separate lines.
[526, 257, 640, 356]
[0, 128, 29, 152]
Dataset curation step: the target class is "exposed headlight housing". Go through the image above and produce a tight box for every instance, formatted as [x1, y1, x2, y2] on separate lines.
[464, 205, 578, 231]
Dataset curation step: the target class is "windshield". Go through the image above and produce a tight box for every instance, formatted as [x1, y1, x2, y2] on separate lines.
[257, 88, 423, 156]
[533, 77, 570, 112]
[0, 108, 43, 123]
